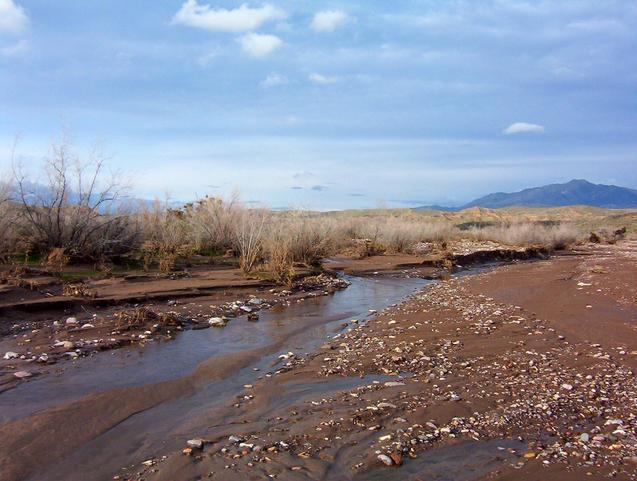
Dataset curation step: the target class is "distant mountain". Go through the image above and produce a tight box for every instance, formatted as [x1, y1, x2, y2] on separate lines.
[414, 180, 637, 211]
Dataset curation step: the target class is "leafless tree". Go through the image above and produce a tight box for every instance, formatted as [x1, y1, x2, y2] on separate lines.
[13, 134, 133, 260]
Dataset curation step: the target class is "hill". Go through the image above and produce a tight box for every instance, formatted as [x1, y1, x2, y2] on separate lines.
[416, 180, 637, 210]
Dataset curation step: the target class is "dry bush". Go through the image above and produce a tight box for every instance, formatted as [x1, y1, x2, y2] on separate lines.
[275, 212, 337, 266]
[136, 201, 196, 272]
[263, 223, 295, 285]
[184, 195, 240, 253]
[45, 247, 70, 273]
[233, 207, 268, 273]
[467, 223, 582, 249]
[333, 216, 456, 255]
[13, 136, 137, 261]
[0, 177, 18, 260]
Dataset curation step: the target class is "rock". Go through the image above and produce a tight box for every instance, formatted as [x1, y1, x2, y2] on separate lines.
[65, 351, 79, 359]
[54, 340, 75, 349]
[228, 435, 243, 443]
[389, 453, 403, 466]
[14, 370, 32, 379]
[208, 317, 227, 328]
[247, 313, 259, 321]
[248, 298, 263, 305]
[80, 323, 95, 329]
[37, 354, 49, 363]
[240, 306, 252, 313]
[561, 383, 573, 391]
[450, 394, 462, 402]
[580, 433, 590, 443]
[186, 439, 204, 449]
[65, 317, 78, 325]
[384, 381, 405, 387]
[3, 351, 19, 360]
[378, 454, 394, 466]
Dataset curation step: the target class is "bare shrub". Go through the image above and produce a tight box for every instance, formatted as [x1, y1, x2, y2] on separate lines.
[263, 223, 295, 285]
[184, 195, 240, 253]
[13, 135, 136, 260]
[0, 175, 17, 260]
[233, 208, 268, 273]
[277, 212, 337, 266]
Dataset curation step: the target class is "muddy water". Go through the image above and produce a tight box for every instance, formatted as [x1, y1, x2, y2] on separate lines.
[0, 276, 427, 481]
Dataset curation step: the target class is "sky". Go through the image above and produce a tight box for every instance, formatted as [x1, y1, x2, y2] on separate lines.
[1, 0, 636, 209]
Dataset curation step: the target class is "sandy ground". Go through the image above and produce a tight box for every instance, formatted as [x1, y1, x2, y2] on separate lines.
[120, 241, 637, 481]
[1, 241, 635, 481]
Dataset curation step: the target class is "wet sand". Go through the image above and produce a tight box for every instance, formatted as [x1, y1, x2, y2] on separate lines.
[125, 241, 637, 481]
[0, 275, 426, 481]
[1, 241, 636, 481]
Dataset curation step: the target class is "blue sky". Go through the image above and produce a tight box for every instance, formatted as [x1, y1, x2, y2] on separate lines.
[1, 0, 636, 209]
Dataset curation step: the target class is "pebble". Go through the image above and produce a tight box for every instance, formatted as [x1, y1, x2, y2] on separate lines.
[14, 370, 32, 379]
[378, 454, 394, 466]
[208, 317, 227, 328]
[3, 351, 18, 360]
[186, 439, 204, 449]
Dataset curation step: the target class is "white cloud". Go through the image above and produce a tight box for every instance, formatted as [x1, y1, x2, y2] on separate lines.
[503, 122, 546, 135]
[310, 10, 350, 33]
[308, 73, 338, 84]
[0, 0, 28, 35]
[238, 32, 282, 57]
[172, 1, 286, 33]
[261, 72, 287, 87]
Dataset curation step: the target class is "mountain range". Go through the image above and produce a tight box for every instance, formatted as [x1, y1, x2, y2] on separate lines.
[416, 179, 637, 211]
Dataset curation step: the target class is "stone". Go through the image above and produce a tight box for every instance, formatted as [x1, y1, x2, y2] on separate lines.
[3, 351, 18, 360]
[14, 370, 32, 379]
[81, 323, 95, 329]
[187, 439, 204, 449]
[384, 381, 405, 387]
[208, 317, 227, 328]
[378, 454, 394, 466]
[65, 317, 78, 325]
[580, 433, 590, 443]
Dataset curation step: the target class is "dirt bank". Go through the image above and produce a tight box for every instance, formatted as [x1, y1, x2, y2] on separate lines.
[124, 241, 637, 481]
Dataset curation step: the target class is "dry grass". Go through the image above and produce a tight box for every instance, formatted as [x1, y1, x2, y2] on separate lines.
[467, 223, 582, 249]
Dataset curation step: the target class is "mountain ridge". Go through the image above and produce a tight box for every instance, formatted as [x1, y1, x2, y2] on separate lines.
[415, 179, 637, 211]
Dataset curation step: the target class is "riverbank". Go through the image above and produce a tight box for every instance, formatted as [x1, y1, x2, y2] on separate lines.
[122, 240, 637, 481]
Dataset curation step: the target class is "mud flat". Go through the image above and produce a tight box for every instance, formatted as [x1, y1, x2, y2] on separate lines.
[122, 241, 637, 481]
